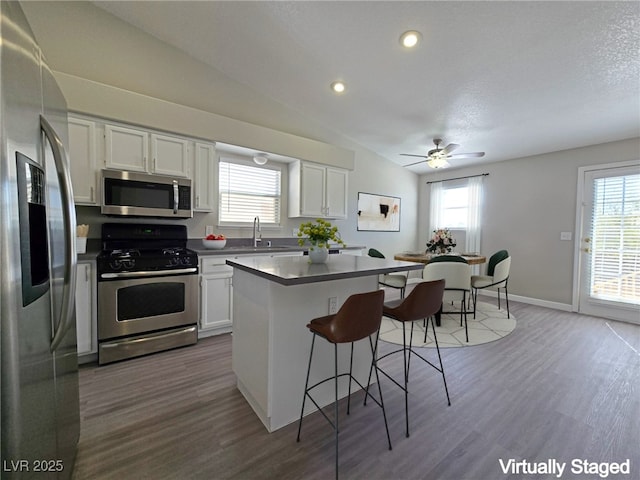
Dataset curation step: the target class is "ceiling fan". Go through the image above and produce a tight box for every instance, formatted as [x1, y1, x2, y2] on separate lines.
[401, 138, 485, 169]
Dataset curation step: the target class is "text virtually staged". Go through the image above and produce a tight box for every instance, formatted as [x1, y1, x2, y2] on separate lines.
[498, 458, 631, 478]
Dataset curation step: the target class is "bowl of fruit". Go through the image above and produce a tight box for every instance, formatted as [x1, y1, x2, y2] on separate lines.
[202, 234, 226, 249]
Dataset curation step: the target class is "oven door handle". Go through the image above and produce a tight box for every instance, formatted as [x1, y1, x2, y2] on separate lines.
[173, 180, 179, 214]
[101, 267, 198, 279]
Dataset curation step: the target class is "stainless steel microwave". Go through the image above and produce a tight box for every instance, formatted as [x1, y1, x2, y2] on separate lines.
[101, 170, 193, 218]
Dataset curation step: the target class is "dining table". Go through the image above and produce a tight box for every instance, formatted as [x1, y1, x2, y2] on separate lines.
[393, 252, 487, 265]
[392, 252, 487, 326]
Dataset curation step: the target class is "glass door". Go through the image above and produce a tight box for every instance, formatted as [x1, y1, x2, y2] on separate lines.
[577, 164, 640, 323]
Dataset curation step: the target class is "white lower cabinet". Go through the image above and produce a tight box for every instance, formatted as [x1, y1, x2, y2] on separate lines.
[75, 261, 97, 360]
[199, 257, 234, 336]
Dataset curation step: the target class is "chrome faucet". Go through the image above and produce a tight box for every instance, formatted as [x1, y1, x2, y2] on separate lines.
[252, 216, 261, 247]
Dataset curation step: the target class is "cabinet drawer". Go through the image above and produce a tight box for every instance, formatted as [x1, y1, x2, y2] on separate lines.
[201, 257, 234, 275]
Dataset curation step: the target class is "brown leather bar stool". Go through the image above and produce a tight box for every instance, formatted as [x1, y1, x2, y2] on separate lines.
[369, 279, 450, 438]
[296, 289, 392, 480]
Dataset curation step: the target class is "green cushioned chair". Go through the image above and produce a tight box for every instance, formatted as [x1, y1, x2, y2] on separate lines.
[428, 254, 469, 264]
[368, 248, 408, 299]
[423, 256, 472, 342]
[471, 250, 511, 318]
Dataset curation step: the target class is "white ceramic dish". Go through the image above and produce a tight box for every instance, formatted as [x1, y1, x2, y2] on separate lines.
[202, 239, 227, 249]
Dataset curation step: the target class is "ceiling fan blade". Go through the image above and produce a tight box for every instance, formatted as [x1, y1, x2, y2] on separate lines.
[440, 143, 460, 155]
[447, 152, 485, 158]
[400, 153, 429, 158]
[402, 159, 427, 167]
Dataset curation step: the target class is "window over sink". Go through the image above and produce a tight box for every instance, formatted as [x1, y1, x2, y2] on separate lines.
[218, 157, 282, 225]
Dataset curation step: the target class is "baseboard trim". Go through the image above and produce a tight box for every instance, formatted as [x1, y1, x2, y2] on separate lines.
[406, 278, 574, 312]
[476, 290, 573, 312]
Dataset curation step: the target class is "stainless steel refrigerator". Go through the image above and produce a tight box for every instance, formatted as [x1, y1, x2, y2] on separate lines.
[1, 2, 80, 478]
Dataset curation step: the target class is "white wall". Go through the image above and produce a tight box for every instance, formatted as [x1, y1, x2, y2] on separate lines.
[419, 138, 640, 306]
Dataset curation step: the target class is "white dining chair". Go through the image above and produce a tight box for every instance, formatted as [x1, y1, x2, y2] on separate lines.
[423, 258, 471, 342]
[471, 250, 511, 319]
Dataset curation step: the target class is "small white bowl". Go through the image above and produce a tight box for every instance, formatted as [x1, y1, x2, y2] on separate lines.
[202, 239, 227, 249]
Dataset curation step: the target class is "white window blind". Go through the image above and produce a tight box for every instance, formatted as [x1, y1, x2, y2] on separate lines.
[218, 160, 281, 224]
[590, 173, 640, 304]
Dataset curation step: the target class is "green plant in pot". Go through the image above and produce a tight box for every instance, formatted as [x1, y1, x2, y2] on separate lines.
[297, 219, 345, 263]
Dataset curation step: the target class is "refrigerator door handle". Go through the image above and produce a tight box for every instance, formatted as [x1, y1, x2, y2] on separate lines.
[41, 115, 78, 352]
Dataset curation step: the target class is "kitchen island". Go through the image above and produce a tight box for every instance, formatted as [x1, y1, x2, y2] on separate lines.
[227, 254, 423, 432]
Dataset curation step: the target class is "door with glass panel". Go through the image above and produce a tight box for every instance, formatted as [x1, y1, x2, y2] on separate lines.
[577, 164, 640, 324]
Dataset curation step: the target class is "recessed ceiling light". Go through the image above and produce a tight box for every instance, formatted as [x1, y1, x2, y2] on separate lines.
[400, 30, 421, 48]
[330, 81, 346, 94]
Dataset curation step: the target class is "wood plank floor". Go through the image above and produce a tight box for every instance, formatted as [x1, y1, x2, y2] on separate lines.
[72, 300, 640, 480]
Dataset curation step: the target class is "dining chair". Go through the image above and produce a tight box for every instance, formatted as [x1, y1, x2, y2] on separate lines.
[368, 248, 408, 298]
[471, 250, 511, 318]
[423, 257, 472, 342]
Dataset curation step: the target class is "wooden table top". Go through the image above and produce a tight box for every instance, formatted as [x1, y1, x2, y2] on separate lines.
[393, 252, 487, 265]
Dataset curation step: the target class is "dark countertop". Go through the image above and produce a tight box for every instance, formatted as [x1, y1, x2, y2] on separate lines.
[226, 255, 423, 286]
[193, 244, 365, 256]
[75, 236, 366, 260]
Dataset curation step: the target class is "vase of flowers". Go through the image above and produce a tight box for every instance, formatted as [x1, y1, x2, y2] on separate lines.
[426, 228, 456, 254]
[297, 219, 345, 263]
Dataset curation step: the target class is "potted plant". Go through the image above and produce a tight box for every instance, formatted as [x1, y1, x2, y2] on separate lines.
[297, 219, 345, 263]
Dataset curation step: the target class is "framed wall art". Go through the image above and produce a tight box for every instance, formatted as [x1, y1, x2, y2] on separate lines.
[357, 192, 401, 232]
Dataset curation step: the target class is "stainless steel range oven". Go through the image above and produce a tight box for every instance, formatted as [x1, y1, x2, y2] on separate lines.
[97, 223, 198, 365]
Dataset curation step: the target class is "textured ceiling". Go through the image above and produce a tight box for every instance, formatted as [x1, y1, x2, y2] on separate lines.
[93, 1, 640, 172]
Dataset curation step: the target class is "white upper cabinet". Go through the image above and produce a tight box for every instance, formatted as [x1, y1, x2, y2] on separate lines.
[104, 125, 190, 178]
[104, 124, 148, 173]
[68, 117, 98, 205]
[325, 167, 348, 219]
[289, 161, 348, 219]
[150, 133, 190, 177]
[193, 142, 216, 212]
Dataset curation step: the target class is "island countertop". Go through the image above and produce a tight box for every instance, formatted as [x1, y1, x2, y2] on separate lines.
[226, 254, 423, 286]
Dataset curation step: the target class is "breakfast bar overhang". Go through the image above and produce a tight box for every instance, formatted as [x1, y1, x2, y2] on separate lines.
[226, 254, 423, 432]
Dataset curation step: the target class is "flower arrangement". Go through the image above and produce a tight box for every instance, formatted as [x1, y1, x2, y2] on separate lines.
[426, 228, 456, 254]
[297, 219, 345, 250]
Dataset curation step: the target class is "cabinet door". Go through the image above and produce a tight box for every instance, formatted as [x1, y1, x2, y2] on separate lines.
[194, 142, 216, 211]
[105, 124, 148, 172]
[325, 167, 348, 219]
[150, 133, 190, 177]
[75, 262, 96, 356]
[200, 272, 233, 331]
[300, 163, 326, 217]
[68, 118, 98, 204]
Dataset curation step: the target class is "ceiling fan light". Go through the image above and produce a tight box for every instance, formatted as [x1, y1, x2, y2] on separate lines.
[427, 157, 449, 169]
[253, 154, 268, 165]
[400, 30, 421, 48]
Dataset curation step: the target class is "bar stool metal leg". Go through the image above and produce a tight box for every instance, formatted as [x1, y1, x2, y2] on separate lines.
[297, 333, 316, 442]
[334, 344, 339, 480]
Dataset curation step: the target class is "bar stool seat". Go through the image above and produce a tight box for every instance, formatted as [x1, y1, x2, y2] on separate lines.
[296, 289, 391, 480]
[370, 279, 451, 438]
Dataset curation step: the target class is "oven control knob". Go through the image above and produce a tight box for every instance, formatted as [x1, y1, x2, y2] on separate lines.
[109, 260, 123, 270]
[181, 257, 192, 266]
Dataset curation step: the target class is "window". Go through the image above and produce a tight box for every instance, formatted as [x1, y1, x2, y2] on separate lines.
[441, 187, 469, 228]
[218, 159, 282, 225]
[589, 173, 640, 304]
[429, 176, 483, 253]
